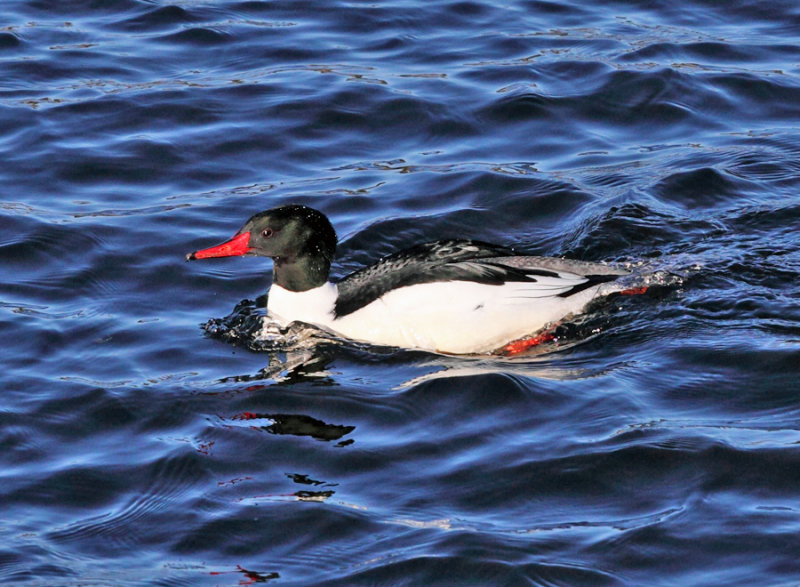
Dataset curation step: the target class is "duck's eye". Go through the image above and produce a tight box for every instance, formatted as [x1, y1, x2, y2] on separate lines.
[261, 228, 273, 238]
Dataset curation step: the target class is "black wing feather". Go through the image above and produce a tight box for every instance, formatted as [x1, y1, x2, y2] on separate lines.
[556, 274, 622, 297]
[334, 239, 562, 317]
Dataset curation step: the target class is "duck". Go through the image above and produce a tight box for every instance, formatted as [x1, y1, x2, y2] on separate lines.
[186, 204, 635, 355]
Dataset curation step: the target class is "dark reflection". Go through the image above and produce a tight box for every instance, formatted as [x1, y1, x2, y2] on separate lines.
[286, 474, 338, 501]
[286, 473, 334, 486]
[217, 349, 338, 386]
[235, 412, 355, 443]
[266, 413, 354, 442]
[294, 490, 335, 501]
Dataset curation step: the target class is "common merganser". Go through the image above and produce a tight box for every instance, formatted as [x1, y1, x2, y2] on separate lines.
[186, 204, 633, 355]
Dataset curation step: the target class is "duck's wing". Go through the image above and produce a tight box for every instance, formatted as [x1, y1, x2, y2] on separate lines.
[335, 240, 509, 317]
[334, 240, 629, 318]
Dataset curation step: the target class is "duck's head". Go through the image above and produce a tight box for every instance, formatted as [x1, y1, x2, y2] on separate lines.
[186, 204, 337, 292]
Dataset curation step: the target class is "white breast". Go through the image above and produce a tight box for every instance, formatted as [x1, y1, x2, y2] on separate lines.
[266, 282, 338, 325]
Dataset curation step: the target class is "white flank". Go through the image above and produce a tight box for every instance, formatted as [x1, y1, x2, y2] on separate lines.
[266, 273, 619, 354]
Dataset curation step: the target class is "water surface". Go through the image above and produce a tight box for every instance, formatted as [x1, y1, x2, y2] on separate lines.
[1, 0, 799, 584]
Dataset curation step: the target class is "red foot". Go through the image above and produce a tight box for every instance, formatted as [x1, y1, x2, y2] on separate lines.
[233, 411, 259, 421]
[619, 286, 648, 296]
[501, 331, 556, 356]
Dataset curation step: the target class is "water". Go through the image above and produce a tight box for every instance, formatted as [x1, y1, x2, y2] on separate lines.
[1, 0, 799, 584]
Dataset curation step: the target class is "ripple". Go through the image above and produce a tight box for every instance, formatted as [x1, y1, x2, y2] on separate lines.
[114, 5, 200, 32]
[46, 454, 208, 554]
[3, 0, 800, 583]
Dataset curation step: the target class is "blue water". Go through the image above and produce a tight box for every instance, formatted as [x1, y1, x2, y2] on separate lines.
[2, 0, 800, 584]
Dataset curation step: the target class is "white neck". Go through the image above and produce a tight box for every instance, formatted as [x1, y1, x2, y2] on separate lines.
[267, 282, 338, 326]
